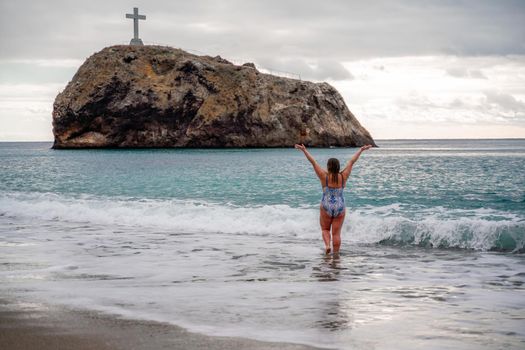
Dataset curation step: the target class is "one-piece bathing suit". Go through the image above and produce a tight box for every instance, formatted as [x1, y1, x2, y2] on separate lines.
[321, 173, 345, 217]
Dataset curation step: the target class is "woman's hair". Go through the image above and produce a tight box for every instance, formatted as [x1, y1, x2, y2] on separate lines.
[327, 158, 340, 184]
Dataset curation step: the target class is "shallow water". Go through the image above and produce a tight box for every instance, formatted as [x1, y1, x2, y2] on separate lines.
[1, 140, 524, 349]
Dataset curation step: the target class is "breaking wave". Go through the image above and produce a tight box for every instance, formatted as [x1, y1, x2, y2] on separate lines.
[1, 192, 523, 252]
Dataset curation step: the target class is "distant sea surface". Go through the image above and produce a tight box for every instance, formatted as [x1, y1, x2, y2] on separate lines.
[1, 139, 524, 349]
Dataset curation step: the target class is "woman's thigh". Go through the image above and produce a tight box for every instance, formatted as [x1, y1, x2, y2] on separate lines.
[319, 207, 332, 231]
[331, 210, 346, 234]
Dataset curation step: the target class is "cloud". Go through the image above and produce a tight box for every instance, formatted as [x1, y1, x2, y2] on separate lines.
[393, 92, 525, 124]
[333, 55, 525, 137]
[0, 83, 64, 100]
[445, 67, 487, 79]
[0, 59, 84, 67]
[391, 91, 525, 125]
[483, 91, 525, 114]
[0, 83, 63, 140]
[312, 60, 355, 81]
[0, 62, 77, 84]
[256, 58, 353, 81]
[1, 0, 524, 62]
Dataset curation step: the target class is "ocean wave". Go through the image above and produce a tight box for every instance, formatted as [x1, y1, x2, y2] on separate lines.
[0, 192, 523, 252]
[351, 207, 524, 252]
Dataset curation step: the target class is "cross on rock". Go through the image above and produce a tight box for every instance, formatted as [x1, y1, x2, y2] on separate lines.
[125, 7, 146, 46]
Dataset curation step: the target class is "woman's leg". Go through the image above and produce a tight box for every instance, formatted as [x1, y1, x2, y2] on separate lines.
[331, 210, 346, 254]
[319, 208, 332, 254]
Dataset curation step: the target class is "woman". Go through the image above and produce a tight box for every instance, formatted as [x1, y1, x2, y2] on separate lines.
[295, 144, 373, 255]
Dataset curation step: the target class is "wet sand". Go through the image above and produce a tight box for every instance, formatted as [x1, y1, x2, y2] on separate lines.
[0, 299, 326, 350]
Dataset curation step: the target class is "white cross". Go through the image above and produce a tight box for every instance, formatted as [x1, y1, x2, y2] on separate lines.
[125, 7, 146, 45]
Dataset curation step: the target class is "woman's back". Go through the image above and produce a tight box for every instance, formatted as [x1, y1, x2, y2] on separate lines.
[324, 173, 345, 189]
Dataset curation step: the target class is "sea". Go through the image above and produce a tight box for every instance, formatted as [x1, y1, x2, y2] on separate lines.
[0, 139, 524, 349]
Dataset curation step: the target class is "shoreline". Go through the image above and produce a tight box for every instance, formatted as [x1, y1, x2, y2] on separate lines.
[0, 298, 327, 350]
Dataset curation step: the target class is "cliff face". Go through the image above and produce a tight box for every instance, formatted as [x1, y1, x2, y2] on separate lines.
[52, 45, 376, 148]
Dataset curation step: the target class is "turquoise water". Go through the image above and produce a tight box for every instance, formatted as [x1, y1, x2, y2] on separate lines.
[2, 140, 524, 210]
[1, 140, 525, 349]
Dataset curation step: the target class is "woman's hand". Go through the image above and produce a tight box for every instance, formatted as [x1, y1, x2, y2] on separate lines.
[295, 144, 324, 179]
[343, 144, 373, 175]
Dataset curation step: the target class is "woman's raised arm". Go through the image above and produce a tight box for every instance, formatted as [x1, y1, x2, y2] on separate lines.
[295, 144, 325, 181]
[341, 145, 373, 179]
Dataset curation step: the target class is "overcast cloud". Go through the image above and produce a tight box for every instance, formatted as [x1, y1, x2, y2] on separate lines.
[0, 0, 524, 140]
[2, 0, 525, 60]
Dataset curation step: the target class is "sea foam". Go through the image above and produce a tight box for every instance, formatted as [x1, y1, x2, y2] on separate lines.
[1, 192, 523, 252]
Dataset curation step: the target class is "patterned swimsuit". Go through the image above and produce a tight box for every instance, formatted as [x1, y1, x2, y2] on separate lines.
[321, 174, 345, 217]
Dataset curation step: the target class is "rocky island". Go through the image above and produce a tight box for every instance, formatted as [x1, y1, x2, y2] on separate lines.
[52, 45, 376, 148]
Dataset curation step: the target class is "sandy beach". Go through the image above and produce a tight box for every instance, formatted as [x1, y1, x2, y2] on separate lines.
[0, 298, 324, 350]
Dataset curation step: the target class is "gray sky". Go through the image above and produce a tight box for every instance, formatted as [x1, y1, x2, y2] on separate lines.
[1, 0, 524, 140]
